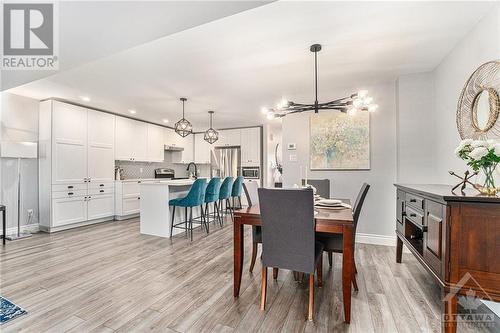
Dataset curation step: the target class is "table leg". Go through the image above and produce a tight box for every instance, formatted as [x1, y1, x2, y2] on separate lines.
[396, 236, 403, 263]
[442, 287, 458, 333]
[342, 224, 353, 323]
[2, 209, 5, 245]
[234, 216, 244, 297]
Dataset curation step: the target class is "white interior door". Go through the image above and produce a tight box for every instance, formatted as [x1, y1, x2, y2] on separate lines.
[88, 110, 115, 182]
[52, 102, 88, 184]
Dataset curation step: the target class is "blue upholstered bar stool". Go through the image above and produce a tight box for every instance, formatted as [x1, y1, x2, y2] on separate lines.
[169, 178, 207, 241]
[218, 177, 234, 225]
[204, 177, 222, 229]
[231, 176, 244, 210]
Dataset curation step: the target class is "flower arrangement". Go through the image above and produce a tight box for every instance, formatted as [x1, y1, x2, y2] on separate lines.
[455, 139, 500, 195]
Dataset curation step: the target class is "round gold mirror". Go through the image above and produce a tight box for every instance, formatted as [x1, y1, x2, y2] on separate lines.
[457, 61, 500, 139]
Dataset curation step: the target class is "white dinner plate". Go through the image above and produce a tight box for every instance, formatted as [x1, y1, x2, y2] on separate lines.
[316, 199, 342, 206]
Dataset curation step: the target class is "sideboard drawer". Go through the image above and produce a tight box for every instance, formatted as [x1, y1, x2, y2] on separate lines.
[406, 206, 424, 228]
[406, 193, 424, 211]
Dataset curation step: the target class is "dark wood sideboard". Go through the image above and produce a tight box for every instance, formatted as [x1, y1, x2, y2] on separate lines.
[394, 184, 499, 333]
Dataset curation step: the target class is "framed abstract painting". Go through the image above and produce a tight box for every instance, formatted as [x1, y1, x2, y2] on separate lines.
[310, 112, 370, 170]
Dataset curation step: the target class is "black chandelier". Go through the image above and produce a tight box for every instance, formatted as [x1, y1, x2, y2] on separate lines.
[262, 44, 378, 119]
[174, 97, 193, 137]
[204, 111, 219, 144]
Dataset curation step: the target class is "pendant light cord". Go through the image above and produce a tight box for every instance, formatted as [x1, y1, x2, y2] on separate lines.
[314, 49, 318, 113]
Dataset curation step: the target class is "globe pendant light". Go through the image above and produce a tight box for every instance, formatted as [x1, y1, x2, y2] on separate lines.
[204, 111, 219, 144]
[174, 97, 193, 137]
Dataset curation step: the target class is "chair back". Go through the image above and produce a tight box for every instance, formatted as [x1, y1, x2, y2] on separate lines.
[231, 176, 244, 197]
[352, 183, 370, 241]
[302, 179, 330, 198]
[185, 178, 207, 206]
[205, 177, 221, 203]
[219, 177, 234, 200]
[258, 188, 316, 274]
[242, 181, 259, 206]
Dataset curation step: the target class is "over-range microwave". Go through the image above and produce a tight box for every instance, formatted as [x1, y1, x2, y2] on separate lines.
[242, 167, 260, 179]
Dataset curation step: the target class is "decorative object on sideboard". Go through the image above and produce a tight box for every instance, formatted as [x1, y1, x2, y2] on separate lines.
[455, 139, 500, 195]
[204, 111, 219, 144]
[310, 112, 370, 170]
[448, 170, 478, 194]
[260, 44, 378, 119]
[0, 141, 38, 240]
[174, 97, 193, 137]
[457, 60, 500, 139]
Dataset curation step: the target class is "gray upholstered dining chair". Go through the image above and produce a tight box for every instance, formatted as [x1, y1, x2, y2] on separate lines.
[258, 188, 324, 321]
[242, 181, 262, 273]
[302, 179, 330, 198]
[316, 183, 370, 292]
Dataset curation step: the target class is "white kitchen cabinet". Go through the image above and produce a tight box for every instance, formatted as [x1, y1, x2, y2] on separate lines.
[241, 127, 261, 166]
[88, 110, 115, 182]
[164, 128, 180, 147]
[115, 180, 142, 219]
[39, 100, 116, 232]
[115, 117, 148, 161]
[146, 124, 165, 162]
[87, 194, 115, 220]
[52, 102, 88, 184]
[52, 196, 88, 227]
[217, 129, 241, 147]
[194, 134, 211, 164]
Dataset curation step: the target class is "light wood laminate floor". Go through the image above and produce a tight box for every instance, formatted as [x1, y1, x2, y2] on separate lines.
[0, 218, 495, 333]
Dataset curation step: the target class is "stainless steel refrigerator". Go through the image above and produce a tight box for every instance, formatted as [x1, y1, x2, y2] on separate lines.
[210, 147, 241, 179]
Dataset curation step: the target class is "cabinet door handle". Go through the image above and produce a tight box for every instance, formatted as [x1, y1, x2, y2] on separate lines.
[410, 199, 416, 203]
[68, 192, 74, 195]
[138, 197, 140, 200]
[67, 186, 73, 189]
[100, 190, 104, 193]
[409, 213, 417, 217]
[99, 184, 104, 187]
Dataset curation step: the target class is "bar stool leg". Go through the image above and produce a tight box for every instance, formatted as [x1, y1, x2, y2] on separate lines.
[184, 207, 188, 237]
[170, 206, 175, 238]
[189, 207, 193, 241]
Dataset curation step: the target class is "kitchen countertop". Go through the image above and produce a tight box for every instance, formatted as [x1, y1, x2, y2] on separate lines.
[140, 179, 197, 186]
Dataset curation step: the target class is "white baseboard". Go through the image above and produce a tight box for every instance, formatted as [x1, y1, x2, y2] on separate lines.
[1, 224, 40, 236]
[356, 233, 396, 246]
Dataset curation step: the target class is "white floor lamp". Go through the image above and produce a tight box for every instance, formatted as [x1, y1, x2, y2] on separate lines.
[0, 141, 38, 240]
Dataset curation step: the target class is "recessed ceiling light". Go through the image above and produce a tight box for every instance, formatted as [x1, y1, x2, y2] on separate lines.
[162, 119, 169, 123]
[128, 109, 137, 114]
[79, 96, 90, 102]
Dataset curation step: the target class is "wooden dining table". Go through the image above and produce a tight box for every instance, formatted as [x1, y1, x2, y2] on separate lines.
[233, 200, 354, 323]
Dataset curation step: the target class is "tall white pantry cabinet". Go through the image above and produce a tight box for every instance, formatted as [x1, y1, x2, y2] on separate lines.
[39, 100, 116, 232]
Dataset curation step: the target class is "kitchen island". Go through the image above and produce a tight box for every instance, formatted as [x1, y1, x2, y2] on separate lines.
[140, 179, 201, 238]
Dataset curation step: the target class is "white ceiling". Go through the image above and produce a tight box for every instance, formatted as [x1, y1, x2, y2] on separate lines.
[0, 1, 270, 90]
[7, 1, 494, 130]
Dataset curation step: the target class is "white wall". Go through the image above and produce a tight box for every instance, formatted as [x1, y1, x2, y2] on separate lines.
[396, 72, 437, 183]
[0, 92, 40, 232]
[433, 5, 500, 183]
[282, 81, 397, 240]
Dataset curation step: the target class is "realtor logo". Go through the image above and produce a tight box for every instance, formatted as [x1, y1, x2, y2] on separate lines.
[2, 2, 58, 70]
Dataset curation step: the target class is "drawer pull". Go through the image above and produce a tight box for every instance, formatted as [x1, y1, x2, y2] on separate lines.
[99, 184, 104, 187]
[410, 213, 417, 217]
[410, 199, 417, 203]
[68, 192, 74, 195]
[138, 197, 140, 200]
[68, 185, 74, 189]
[100, 190, 104, 193]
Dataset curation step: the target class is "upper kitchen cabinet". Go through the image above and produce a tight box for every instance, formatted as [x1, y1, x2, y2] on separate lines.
[87, 110, 115, 182]
[51, 102, 88, 184]
[165, 128, 193, 164]
[146, 124, 165, 162]
[115, 116, 147, 161]
[194, 134, 211, 164]
[164, 127, 181, 148]
[241, 127, 261, 166]
[179, 135, 194, 163]
[217, 129, 241, 147]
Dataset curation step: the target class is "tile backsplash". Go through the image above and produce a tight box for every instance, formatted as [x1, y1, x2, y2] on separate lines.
[115, 151, 209, 180]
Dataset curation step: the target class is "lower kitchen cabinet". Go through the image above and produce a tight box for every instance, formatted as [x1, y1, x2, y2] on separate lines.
[52, 196, 87, 227]
[87, 194, 115, 220]
[115, 180, 144, 219]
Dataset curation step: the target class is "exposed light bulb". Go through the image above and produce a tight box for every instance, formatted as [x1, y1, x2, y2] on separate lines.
[358, 90, 368, 98]
[267, 112, 275, 120]
[353, 99, 363, 108]
[261, 107, 269, 114]
[368, 104, 379, 112]
[181, 123, 187, 129]
[363, 97, 373, 105]
[277, 98, 288, 109]
[347, 107, 358, 116]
